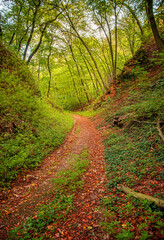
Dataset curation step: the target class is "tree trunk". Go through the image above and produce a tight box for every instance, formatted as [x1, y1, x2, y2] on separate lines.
[47, 50, 52, 98]
[69, 43, 90, 103]
[27, 24, 47, 64]
[93, 11, 114, 82]
[23, 2, 40, 60]
[81, 52, 104, 92]
[9, 3, 24, 45]
[64, 55, 83, 108]
[65, 12, 108, 91]
[79, 48, 99, 95]
[113, 1, 117, 83]
[18, 27, 29, 52]
[104, 14, 115, 83]
[145, 0, 164, 51]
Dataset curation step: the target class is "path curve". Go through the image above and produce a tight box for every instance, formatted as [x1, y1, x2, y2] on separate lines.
[0, 115, 107, 239]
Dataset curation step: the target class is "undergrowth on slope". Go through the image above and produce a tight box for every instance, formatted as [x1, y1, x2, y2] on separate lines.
[0, 45, 73, 189]
[99, 44, 164, 239]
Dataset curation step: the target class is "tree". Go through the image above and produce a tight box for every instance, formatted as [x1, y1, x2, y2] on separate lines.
[145, 0, 164, 51]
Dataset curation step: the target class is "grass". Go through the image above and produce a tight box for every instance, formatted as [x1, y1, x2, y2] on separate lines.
[75, 107, 105, 117]
[50, 148, 89, 193]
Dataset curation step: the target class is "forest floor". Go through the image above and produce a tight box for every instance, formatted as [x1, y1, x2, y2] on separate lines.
[0, 114, 110, 240]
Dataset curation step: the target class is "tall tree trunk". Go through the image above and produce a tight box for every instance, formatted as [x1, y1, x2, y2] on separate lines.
[9, 32, 16, 45]
[145, 0, 164, 51]
[79, 48, 99, 96]
[94, 11, 114, 73]
[17, 7, 31, 52]
[113, 1, 118, 83]
[47, 50, 52, 98]
[9, 3, 24, 45]
[69, 44, 90, 103]
[104, 14, 115, 83]
[118, 34, 127, 60]
[64, 55, 83, 107]
[99, 40, 112, 77]
[18, 27, 29, 52]
[65, 12, 108, 91]
[94, 11, 115, 83]
[27, 23, 47, 64]
[0, 13, 2, 41]
[23, 2, 40, 60]
[82, 53, 104, 92]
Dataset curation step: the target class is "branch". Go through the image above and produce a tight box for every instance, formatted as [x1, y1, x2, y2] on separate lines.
[132, 119, 156, 125]
[117, 184, 164, 208]
[132, 119, 164, 125]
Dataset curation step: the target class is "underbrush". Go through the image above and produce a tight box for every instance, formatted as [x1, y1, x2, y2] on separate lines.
[104, 124, 163, 189]
[99, 52, 164, 239]
[8, 149, 89, 239]
[100, 115, 164, 239]
[0, 54, 73, 189]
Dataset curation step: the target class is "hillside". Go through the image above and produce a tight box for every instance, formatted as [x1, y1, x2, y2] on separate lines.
[89, 39, 164, 239]
[0, 43, 73, 189]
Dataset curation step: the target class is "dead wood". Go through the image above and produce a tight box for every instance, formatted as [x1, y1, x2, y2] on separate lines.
[117, 184, 164, 209]
[157, 119, 164, 141]
[133, 119, 156, 125]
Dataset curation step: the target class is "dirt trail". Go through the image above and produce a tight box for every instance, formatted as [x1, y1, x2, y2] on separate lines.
[0, 115, 108, 239]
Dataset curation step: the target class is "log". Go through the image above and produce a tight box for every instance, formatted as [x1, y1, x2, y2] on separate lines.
[117, 184, 164, 209]
[157, 119, 164, 142]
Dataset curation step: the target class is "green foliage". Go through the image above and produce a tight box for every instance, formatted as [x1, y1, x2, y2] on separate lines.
[0, 45, 73, 188]
[123, 78, 164, 119]
[115, 229, 134, 239]
[104, 123, 163, 189]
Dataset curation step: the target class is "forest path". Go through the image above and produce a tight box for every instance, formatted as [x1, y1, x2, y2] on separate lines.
[0, 115, 108, 239]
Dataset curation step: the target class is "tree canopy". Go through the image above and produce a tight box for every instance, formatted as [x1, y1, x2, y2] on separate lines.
[1, 0, 163, 109]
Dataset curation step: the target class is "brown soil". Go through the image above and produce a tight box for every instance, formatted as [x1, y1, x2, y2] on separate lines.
[0, 114, 108, 239]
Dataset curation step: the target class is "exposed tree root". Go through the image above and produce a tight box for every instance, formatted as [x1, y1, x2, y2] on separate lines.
[117, 184, 164, 208]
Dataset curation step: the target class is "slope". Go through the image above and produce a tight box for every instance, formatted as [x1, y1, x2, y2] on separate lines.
[0, 43, 73, 189]
[89, 38, 164, 239]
